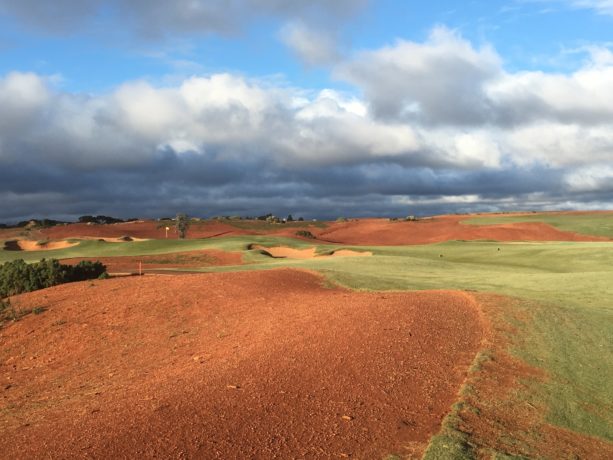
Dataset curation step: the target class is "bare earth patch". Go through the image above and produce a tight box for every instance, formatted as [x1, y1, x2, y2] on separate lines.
[61, 249, 243, 273]
[0, 269, 482, 459]
[314, 216, 609, 246]
[41, 220, 255, 240]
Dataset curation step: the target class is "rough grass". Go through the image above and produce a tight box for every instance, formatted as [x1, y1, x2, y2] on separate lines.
[463, 213, 613, 238]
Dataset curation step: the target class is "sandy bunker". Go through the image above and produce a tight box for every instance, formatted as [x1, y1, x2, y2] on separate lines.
[1, 269, 483, 459]
[2, 239, 79, 251]
[251, 244, 372, 258]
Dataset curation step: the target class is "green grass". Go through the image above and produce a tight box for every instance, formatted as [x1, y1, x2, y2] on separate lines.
[2, 234, 612, 455]
[0, 235, 344, 263]
[463, 213, 613, 238]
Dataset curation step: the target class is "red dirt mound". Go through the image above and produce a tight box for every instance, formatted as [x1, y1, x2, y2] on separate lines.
[313, 216, 607, 246]
[60, 249, 243, 273]
[0, 270, 483, 459]
[41, 220, 255, 240]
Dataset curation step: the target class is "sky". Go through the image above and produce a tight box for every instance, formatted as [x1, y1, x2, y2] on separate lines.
[0, 0, 612, 221]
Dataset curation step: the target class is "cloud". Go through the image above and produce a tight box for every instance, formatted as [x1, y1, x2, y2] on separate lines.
[567, 0, 613, 16]
[519, 0, 613, 16]
[337, 27, 613, 129]
[0, 0, 368, 38]
[336, 27, 503, 125]
[280, 22, 341, 66]
[0, 0, 99, 33]
[565, 164, 613, 191]
[2, 26, 613, 221]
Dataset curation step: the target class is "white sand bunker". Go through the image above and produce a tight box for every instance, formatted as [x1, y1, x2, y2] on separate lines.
[4, 240, 79, 251]
[251, 245, 372, 259]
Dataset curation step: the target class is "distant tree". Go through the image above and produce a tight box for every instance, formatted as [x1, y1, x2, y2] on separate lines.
[287, 214, 294, 222]
[78, 215, 96, 223]
[176, 213, 190, 239]
[78, 215, 124, 225]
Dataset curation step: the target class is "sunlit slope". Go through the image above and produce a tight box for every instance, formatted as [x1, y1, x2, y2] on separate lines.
[464, 213, 613, 239]
[201, 239, 613, 444]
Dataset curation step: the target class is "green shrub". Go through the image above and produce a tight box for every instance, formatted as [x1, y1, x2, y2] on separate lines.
[0, 259, 107, 297]
[296, 230, 315, 239]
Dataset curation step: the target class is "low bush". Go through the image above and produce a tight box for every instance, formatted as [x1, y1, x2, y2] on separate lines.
[296, 230, 315, 239]
[0, 259, 107, 297]
[0, 297, 19, 323]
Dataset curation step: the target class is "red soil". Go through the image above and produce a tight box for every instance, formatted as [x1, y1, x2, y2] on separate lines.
[313, 216, 608, 246]
[61, 249, 243, 274]
[31, 212, 611, 246]
[0, 270, 483, 459]
[41, 220, 256, 240]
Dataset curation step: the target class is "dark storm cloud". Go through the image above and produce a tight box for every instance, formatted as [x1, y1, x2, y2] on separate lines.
[0, 0, 367, 38]
[0, 0, 99, 33]
[0, 140, 586, 223]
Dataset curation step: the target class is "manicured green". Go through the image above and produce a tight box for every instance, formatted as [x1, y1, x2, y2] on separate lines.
[463, 213, 613, 238]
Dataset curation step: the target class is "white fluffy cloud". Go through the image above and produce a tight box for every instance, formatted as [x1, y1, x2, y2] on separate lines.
[334, 27, 613, 171]
[336, 27, 502, 124]
[0, 72, 429, 171]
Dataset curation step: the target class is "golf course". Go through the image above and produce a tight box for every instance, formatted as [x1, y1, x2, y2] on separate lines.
[1, 212, 612, 459]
